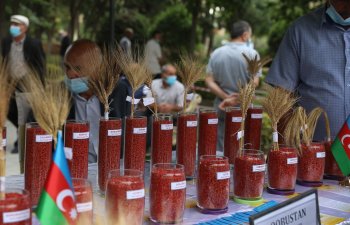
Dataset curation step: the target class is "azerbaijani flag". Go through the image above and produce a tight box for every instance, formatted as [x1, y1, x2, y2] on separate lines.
[331, 115, 350, 176]
[36, 130, 77, 225]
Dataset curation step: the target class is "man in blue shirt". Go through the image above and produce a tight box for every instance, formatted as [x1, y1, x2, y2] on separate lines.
[266, 0, 350, 141]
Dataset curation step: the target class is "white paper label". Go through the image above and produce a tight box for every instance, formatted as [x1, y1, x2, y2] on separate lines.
[64, 147, 73, 160]
[133, 127, 147, 134]
[73, 132, 89, 139]
[237, 130, 244, 140]
[252, 164, 266, 172]
[76, 202, 93, 213]
[232, 117, 242, 123]
[2, 139, 6, 147]
[0, 177, 5, 193]
[3, 209, 30, 223]
[251, 113, 263, 119]
[186, 121, 197, 127]
[273, 132, 278, 143]
[186, 93, 194, 101]
[316, 152, 326, 158]
[108, 129, 122, 137]
[126, 96, 140, 104]
[208, 118, 218, 124]
[35, 135, 53, 143]
[126, 189, 145, 200]
[287, 157, 298, 164]
[161, 124, 173, 130]
[216, 171, 230, 180]
[171, 181, 186, 190]
[143, 97, 155, 106]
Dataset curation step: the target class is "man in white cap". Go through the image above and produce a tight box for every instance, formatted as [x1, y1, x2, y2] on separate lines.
[1, 15, 45, 169]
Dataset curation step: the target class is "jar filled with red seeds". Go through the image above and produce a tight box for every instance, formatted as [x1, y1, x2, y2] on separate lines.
[197, 155, 230, 213]
[98, 117, 122, 193]
[324, 139, 344, 180]
[150, 163, 186, 224]
[124, 116, 147, 173]
[234, 149, 265, 201]
[0, 189, 31, 225]
[106, 169, 145, 225]
[244, 106, 263, 150]
[198, 109, 218, 158]
[224, 107, 242, 164]
[25, 122, 52, 206]
[72, 178, 93, 225]
[151, 114, 173, 166]
[64, 120, 89, 179]
[297, 143, 325, 187]
[267, 146, 298, 195]
[2, 127, 6, 151]
[176, 112, 197, 178]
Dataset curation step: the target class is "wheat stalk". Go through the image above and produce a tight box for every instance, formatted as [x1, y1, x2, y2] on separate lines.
[175, 54, 205, 112]
[144, 72, 158, 118]
[323, 111, 331, 142]
[242, 53, 271, 78]
[261, 85, 297, 151]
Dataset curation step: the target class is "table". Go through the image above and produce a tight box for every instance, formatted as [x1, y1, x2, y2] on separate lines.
[6, 162, 350, 225]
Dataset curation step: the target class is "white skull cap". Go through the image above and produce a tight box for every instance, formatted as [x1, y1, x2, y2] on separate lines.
[10, 15, 29, 27]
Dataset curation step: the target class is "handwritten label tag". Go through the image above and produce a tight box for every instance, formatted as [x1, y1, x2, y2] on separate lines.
[64, 147, 73, 160]
[171, 181, 186, 190]
[217, 171, 230, 180]
[252, 164, 266, 172]
[287, 158, 298, 164]
[77, 202, 93, 212]
[161, 124, 173, 130]
[186, 121, 197, 127]
[73, 132, 89, 140]
[126, 96, 140, 104]
[237, 130, 244, 140]
[316, 152, 325, 158]
[232, 117, 242, 123]
[273, 132, 278, 143]
[108, 129, 122, 137]
[3, 209, 30, 223]
[126, 189, 145, 200]
[143, 97, 155, 106]
[2, 139, 6, 147]
[36, 135, 53, 143]
[208, 118, 218, 125]
[186, 93, 194, 101]
[251, 113, 263, 119]
[133, 128, 147, 134]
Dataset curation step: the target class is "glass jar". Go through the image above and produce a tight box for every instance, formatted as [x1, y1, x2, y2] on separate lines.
[197, 155, 230, 213]
[150, 163, 186, 224]
[25, 122, 52, 206]
[224, 107, 242, 164]
[64, 120, 89, 179]
[244, 106, 263, 150]
[176, 112, 197, 178]
[0, 189, 31, 225]
[124, 116, 147, 173]
[98, 118, 122, 192]
[151, 114, 173, 166]
[73, 178, 93, 225]
[324, 140, 344, 180]
[198, 109, 218, 158]
[105, 169, 145, 225]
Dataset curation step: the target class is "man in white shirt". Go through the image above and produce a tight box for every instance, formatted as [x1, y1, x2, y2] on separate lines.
[119, 28, 133, 56]
[144, 30, 163, 78]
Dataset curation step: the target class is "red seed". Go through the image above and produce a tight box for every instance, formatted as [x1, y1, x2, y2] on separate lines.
[197, 156, 230, 210]
[73, 178, 93, 224]
[25, 123, 52, 206]
[98, 118, 122, 192]
[106, 170, 144, 225]
[297, 143, 325, 182]
[267, 147, 298, 190]
[224, 108, 242, 164]
[64, 121, 89, 179]
[124, 117, 147, 173]
[151, 115, 173, 166]
[150, 164, 186, 223]
[0, 191, 31, 225]
[244, 107, 263, 150]
[324, 141, 344, 179]
[234, 150, 265, 199]
[176, 113, 197, 177]
[198, 110, 218, 158]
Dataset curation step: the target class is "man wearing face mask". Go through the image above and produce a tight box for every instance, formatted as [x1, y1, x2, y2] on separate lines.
[1, 15, 45, 156]
[266, 0, 350, 141]
[205, 20, 261, 152]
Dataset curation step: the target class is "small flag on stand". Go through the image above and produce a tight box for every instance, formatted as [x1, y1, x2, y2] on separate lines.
[331, 115, 350, 176]
[36, 131, 77, 225]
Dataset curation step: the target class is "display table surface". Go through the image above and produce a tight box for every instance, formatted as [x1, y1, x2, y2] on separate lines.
[6, 162, 350, 225]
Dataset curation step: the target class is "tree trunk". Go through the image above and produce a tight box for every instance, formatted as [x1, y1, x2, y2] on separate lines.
[189, 0, 200, 54]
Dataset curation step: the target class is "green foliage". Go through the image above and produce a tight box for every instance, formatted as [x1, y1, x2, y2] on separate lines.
[261, 112, 273, 153]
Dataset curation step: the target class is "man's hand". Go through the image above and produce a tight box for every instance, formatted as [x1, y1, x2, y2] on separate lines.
[219, 93, 240, 110]
[158, 103, 174, 113]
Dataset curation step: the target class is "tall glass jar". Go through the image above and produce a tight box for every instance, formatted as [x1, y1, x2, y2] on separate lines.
[0, 189, 31, 225]
[25, 122, 52, 206]
[73, 178, 93, 225]
[176, 112, 197, 178]
[324, 139, 344, 180]
[98, 118, 122, 192]
[244, 106, 263, 150]
[150, 163, 186, 224]
[106, 169, 145, 225]
[224, 107, 242, 164]
[234, 149, 265, 202]
[198, 109, 218, 158]
[64, 120, 89, 179]
[197, 156, 230, 213]
[124, 116, 147, 173]
[151, 114, 173, 166]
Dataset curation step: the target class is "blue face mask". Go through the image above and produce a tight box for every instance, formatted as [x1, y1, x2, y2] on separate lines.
[9, 25, 21, 37]
[326, 4, 350, 26]
[64, 76, 89, 94]
[164, 75, 177, 86]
